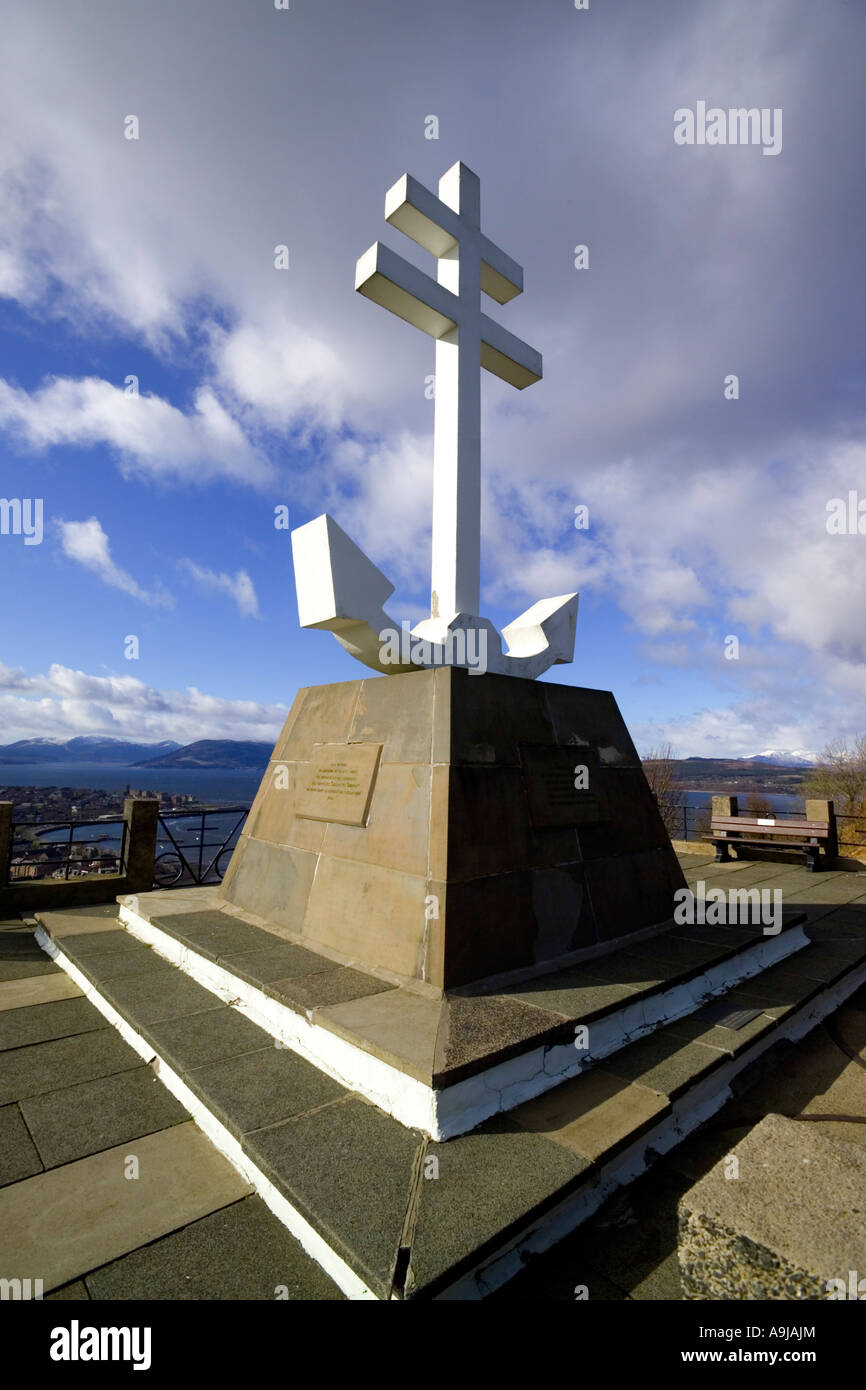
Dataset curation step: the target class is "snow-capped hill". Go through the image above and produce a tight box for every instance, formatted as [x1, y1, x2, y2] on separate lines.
[749, 749, 818, 767]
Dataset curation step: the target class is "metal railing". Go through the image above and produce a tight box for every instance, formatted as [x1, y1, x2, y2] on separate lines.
[8, 816, 129, 882]
[153, 806, 249, 887]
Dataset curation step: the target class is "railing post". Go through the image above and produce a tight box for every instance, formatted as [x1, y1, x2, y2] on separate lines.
[0, 803, 13, 888]
[122, 797, 159, 893]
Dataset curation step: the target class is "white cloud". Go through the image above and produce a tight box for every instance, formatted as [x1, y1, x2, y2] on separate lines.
[179, 559, 260, 618]
[0, 660, 287, 745]
[58, 517, 173, 608]
[0, 376, 272, 487]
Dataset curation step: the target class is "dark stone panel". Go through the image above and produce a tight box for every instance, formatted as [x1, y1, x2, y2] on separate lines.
[85, 1196, 343, 1300]
[0, 1029, 141, 1106]
[146, 1007, 271, 1071]
[186, 1045, 344, 1135]
[529, 864, 598, 962]
[576, 767, 672, 861]
[586, 850, 685, 944]
[443, 872, 539, 987]
[541, 684, 641, 768]
[446, 766, 535, 880]
[449, 669, 554, 766]
[246, 1096, 421, 1300]
[267, 967, 394, 1012]
[20, 1066, 188, 1168]
[0, 997, 105, 1051]
[433, 993, 566, 1081]
[408, 1116, 589, 1297]
[219, 942, 333, 987]
[0, 1102, 43, 1184]
[98, 969, 223, 1027]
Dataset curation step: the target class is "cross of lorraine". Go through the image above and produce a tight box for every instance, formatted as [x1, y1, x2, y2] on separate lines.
[291, 160, 577, 679]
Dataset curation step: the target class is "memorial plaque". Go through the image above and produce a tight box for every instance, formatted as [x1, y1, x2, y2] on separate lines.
[520, 746, 607, 829]
[295, 742, 382, 826]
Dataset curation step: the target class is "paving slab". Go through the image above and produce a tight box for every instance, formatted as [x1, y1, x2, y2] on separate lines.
[151, 911, 274, 961]
[408, 1118, 589, 1296]
[0, 1121, 251, 1293]
[85, 1195, 343, 1301]
[247, 1096, 421, 1301]
[267, 966, 395, 1012]
[679, 1113, 866, 1298]
[598, 1029, 724, 1100]
[666, 1004, 776, 1057]
[218, 942, 334, 986]
[145, 1006, 273, 1072]
[510, 1070, 670, 1164]
[0, 1102, 43, 1184]
[44, 1280, 90, 1300]
[0, 974, 84, 1013]
[0, 958, 59, 982]
[0, 996, 104, 1050]
[48, 928, 140, 955]
[20, 1066, 189, 1169]
[186, 1044, 344, 1136]
[434, 992, 565, 1083]
[127, 887, 221, 918]
[0, 1028, 142, 1105]
[98, 967, 225, 1026]
[506, 972, 638, 1022]
[36, 905, 122, 938]
[317, 988, 442, 1081]
[66, 945, 175, 984]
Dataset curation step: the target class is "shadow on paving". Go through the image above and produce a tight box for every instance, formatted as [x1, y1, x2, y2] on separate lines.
[494, 970, 866, 1302]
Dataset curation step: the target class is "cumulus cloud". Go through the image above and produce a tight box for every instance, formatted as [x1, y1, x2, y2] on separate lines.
[58, 517, 173, 608]
[0, 660, 287, 745]
[0, 0, 864, 752]
[0, 376, 272, 488]
[179, 559, 260, 618]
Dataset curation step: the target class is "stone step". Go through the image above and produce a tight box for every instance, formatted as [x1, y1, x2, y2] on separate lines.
[58, 887, 815, 1140]
[33, 903, 866, 1300]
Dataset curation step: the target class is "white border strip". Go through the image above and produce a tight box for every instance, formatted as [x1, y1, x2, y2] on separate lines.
[35, 926, 379, 1302]
[36, 923, 866, 1303]
[116, 904, 808, 1140]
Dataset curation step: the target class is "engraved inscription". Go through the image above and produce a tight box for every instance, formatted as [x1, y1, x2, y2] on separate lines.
[521, 746, 607, 829]
[295, 743, 382, 827]
[304, 763, 363, 799]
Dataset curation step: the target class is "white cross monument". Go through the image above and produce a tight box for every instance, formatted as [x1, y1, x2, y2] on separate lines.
[291, 160, 577, 678]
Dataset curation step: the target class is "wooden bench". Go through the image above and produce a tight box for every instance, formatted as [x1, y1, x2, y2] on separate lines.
[708, 813, 832, 872]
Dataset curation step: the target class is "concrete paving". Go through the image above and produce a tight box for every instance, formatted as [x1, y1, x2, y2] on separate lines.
[2, 849, 864, 1301]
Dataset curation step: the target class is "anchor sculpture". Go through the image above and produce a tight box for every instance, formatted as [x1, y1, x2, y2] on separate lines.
[291, 160, 577, 678]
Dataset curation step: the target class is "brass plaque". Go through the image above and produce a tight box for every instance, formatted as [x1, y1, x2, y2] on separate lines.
[521, 746, 607, 829]
[295, 743, 382, 826]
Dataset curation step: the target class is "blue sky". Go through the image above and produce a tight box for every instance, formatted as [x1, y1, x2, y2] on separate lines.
[0, 0, 864, 756]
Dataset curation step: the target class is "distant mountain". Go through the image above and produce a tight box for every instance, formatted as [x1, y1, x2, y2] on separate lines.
[135, 740, 272, 770]
[682, 753, 817, 768]
[0, 737, 182, 764]
[748, 750, 818, 767]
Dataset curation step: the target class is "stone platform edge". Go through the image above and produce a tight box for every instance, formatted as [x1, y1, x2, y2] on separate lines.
[112, 899, 809, 1140]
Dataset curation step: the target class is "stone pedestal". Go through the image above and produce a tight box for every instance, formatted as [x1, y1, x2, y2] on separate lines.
[219, 668, 686, 992]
